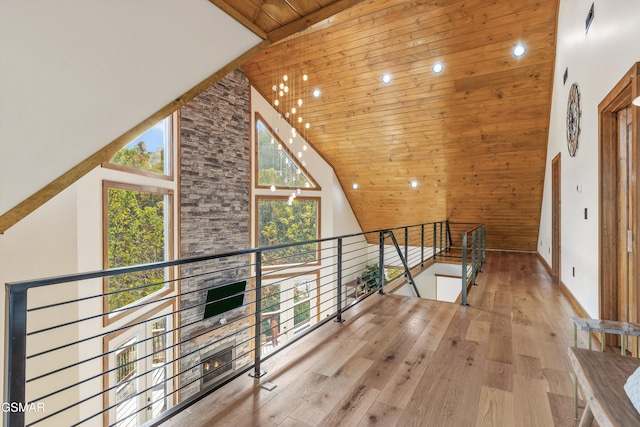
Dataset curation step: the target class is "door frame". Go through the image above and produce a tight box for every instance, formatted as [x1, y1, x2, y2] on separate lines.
[551, 153, 561, 279]
[599, 63, 639, 351]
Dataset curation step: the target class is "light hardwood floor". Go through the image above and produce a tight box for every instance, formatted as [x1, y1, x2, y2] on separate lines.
[163, 251, 587, 426]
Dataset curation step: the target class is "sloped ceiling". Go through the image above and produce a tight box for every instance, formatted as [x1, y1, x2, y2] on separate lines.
[1, 0, 558, 253]
[237, 0, 559, 251]
[0, 0, 262, 231]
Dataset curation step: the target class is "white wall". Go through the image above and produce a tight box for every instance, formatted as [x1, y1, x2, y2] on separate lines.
[0, 124, 180, 425]
[332, 175, 364, 238]
[538, 0, 640, 318]
[0, 0, 260, 217]
[0, 184, 79, 422]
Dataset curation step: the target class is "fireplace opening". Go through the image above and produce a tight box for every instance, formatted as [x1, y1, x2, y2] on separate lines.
[201, 345, 234, 387]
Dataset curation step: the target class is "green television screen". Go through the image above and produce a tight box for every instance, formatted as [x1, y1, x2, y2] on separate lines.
[203, 281, 246, 320]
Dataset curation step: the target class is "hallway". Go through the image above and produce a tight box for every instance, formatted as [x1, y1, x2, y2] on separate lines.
[164, 251, 584, 426]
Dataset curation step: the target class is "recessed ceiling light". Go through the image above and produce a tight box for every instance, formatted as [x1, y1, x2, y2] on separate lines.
[513, 44, 526, 57]
[382, 74, 392, 84]
[312, 89, 321, 98]
[410, 181, 419, 189]
[432, 62, 444, 73]
[352, 183, 359, 190]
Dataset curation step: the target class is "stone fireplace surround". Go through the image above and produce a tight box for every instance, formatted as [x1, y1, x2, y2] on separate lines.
[178, 68, 251, 401]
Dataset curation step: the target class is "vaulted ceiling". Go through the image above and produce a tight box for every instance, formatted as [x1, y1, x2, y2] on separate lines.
[225, 0, 559, 251]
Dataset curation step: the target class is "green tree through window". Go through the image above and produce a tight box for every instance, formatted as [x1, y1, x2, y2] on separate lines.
[106, 185, 170, 311]
[109, 116, 171, 176]
[293, 281, 311, 326]
[256, 119, 316, 189]
[257, 197, 319, 265]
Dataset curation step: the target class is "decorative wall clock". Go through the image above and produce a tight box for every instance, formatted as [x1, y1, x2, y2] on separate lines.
[566, 82, 581, 157]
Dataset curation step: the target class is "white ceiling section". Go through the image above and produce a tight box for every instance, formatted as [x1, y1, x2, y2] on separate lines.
[0, 0, 261, 215]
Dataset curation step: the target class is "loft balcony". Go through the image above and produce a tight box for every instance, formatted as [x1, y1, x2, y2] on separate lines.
[4, 222, 586, 427]
[162, 252, 583, 427]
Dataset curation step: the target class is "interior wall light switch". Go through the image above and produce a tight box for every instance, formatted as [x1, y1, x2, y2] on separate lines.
[584, 208, 588, 219]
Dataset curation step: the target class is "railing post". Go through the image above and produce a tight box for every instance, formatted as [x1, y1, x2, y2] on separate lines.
[433, 223, 437, 260]
[250, 251, 265, 378]
[404, 227, 409, 276]
[471, 230, 477, 286]
[461, 232, 468, 306]
[478, 225, 484, 273]
[478, 228, 482, 271]
[446, 221, 452, 251]
[5, 285, 28, 427]
[421, 224, 425, 266]
[482, 225, 486, 266]
[335, 238, 345, 323]
[378, 231, 385, 294]
[476, 227, 480, 271]
[387, 231, 421, 298]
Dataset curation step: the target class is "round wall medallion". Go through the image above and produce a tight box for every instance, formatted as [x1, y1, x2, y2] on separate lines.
[566, 82, 581, 157]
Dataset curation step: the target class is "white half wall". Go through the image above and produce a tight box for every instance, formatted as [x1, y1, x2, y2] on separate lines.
[537, 0, 640, 318]
[0, 0, 261, 216]
[394, 263, 465, 302]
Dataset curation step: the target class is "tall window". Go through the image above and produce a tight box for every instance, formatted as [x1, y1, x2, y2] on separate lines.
[256, 196, 319, 266]
[105, 115, 174, 179]
[104, 182, 173, 314]
[255, 114, 319, 190]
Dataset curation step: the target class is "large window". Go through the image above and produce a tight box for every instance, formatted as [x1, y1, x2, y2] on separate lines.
[255, 113, 319, 190]
[105, 115, 175, 179]
[260, 274, 319, 353]
[256, 196, 320, 266]
[104, 304, 174, 426]
[103, 181, 174, 315]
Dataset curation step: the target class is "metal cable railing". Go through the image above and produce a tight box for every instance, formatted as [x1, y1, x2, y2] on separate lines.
[454, 223, 486, 306]
[4, 220, 483, 427]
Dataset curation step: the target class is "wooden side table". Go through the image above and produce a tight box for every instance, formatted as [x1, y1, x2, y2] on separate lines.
[570, 317, 640, 420]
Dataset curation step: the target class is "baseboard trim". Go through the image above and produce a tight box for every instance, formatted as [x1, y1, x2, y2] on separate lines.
[486, 248, 537, 254]
[558, 280, 590, 319]
[536, 252, 552, 275]
[557, 280, 604, 348]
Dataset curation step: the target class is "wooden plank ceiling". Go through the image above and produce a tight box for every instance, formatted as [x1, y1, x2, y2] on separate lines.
[232, 0, 559, 251]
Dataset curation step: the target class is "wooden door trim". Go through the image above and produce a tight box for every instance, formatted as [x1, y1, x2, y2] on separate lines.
[599, 62, 639, 333]
[552, 153, 561, 279]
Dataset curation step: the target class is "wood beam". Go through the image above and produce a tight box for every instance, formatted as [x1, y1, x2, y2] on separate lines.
[208, 0, 268, 39]
[266, 0, 367, 43]
[0, 40, 269, 235]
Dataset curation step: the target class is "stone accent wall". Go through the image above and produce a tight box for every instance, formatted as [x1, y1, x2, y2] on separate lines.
[179, 68, 251, 400]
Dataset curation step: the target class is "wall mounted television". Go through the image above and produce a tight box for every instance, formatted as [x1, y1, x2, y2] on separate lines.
[203, 280, 246, 320]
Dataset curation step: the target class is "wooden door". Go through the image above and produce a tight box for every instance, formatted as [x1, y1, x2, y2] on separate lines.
[552, 154, 561, 279]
